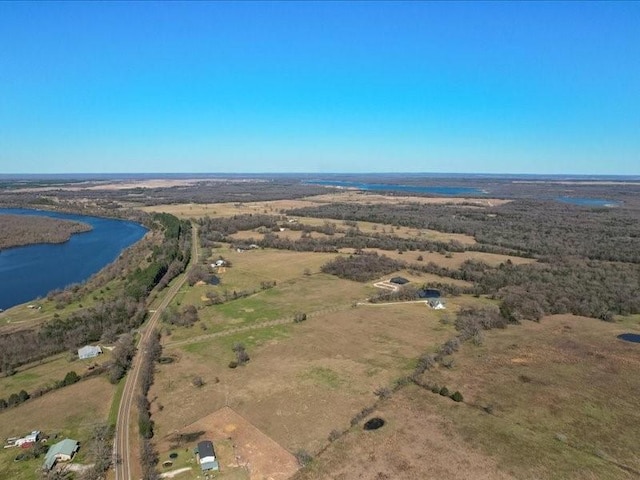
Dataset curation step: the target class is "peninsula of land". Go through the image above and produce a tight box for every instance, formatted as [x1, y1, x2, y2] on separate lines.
[0, 214, 92, 249]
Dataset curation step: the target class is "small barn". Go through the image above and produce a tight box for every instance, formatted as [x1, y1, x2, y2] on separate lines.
[43, 438, 79, 471]
[78, 345, 102, 360]
[390, 276, 410, 285]
[196, 440, 219, 471]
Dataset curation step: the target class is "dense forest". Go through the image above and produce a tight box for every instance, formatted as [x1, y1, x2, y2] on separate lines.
[0, 214, 92, 249]
[0, 213, 191, 376]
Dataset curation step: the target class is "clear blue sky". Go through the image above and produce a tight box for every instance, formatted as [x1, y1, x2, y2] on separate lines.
[1, 1, 639, 174]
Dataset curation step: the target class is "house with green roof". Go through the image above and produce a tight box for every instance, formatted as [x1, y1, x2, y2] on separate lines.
[43, 438, 79, 471]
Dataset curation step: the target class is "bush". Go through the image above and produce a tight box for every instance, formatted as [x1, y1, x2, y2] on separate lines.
[439, 386, 449, 396]
[295, 449, 313, 467]
[450, 391, 464, 402]
[228, 361, 238, 369]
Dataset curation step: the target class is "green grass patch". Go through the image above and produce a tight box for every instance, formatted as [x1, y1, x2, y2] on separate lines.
[300, 367, 344, 389]
[108, 377, 126, 427]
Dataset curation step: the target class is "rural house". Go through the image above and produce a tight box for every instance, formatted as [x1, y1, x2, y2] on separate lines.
[43, 438, 79, 471]
[78, 345, 102, 360]
[14, 430, 40, 447]
[196, 440, 219, 471]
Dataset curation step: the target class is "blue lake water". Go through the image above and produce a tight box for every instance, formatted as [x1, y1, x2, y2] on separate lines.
[0, 208, 147, 310]
[305, 180, 485, 196]
[555, 197, 621, 207]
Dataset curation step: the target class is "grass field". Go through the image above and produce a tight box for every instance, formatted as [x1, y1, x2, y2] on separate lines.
[410, 314, 640, 479]
[0, 376, 115, 480]
[151, 302, 456, 457]
[0, 350, 111, 401]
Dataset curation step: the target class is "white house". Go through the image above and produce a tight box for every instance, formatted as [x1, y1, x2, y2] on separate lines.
[78, 345, 102, 360]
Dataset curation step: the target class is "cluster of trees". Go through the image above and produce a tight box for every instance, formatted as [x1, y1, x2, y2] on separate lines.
[108, 333, 136, 384]
[321, 252, 403, 282]
[162, 305, 199, 327]
[0, 214, 92, 249]
[229, 343, 250, 368]
[287, 200, 640, 263]
[139, 330, 162, 480]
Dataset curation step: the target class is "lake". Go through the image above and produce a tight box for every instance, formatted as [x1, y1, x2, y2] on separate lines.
[305, 180, 485, 196]
[0, 208, 147, 310]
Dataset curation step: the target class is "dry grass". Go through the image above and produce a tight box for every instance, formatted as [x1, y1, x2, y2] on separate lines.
[416, 314, 640, 479]
[151, 303, 455, 456]
[0, 376, 115, 480]
[349, 248, 535, 269]
[0, 351, 111, 400]
[293, 384, 515, 480]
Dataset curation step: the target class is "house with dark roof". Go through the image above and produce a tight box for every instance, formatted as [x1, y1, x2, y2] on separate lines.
[196, 440, 219, 471]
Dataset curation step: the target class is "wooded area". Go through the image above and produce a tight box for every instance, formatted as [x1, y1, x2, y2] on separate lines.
[0, 214, 92, 249]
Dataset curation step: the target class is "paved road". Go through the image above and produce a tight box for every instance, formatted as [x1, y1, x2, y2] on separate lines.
[114, 223, 198, 480]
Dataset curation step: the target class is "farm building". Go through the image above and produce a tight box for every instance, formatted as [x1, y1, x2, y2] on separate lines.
[43, 438, 79, 471]
[14, 431, 40, 447]
[78, 345, 102, 360]
[390, 276, 409, 285]
[196, 440, 219, 471]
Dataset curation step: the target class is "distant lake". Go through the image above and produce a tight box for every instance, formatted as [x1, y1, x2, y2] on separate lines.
[555, 197, 621, 207]
[0, 208, 147, 310]
[305, 180, 485, 196]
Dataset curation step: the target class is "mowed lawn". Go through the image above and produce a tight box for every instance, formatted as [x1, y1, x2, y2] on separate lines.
[416, 314, 640, 480]
[0, 376, 115, 480]
[151, 302, 456, 456]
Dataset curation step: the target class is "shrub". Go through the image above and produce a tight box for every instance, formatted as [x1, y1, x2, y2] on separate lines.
[450, 391, 464, 402]
[439, 386, 449, 397]
[192, 376, 204, 387]
[328, 429, 341, 442]
[295, 449, 313, 467]
[228, 361, 238, 369]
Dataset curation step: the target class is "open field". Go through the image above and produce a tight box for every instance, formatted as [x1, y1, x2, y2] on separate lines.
[412, 314, 640, 479]
[293, 384, 514, 480]
[350, 248, 535, 268]
[151, 302, 457, 458]
[0, 350, 110, 400]
[0, 376, 115, 480]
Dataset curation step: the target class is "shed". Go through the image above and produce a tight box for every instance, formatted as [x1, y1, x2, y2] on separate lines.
[390, 276, 409, 285]
[43, 438, 79, 470]
[78, 345, 102, 360]
[197, 440, 219, 471]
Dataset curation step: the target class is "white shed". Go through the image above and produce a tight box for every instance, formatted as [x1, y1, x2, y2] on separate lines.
[78, 345, 102, 360]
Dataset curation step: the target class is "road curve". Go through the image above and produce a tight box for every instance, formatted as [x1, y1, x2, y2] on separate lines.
[114, 223, 198, 480]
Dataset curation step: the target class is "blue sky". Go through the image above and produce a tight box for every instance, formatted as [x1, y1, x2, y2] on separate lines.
[1, 1, 638, 174]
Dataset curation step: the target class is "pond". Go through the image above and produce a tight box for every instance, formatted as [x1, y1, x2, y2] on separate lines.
[617, 333, 640, 343]
[0, 208, 147, 310]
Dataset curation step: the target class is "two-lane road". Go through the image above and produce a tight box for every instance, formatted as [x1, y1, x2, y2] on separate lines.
[114, 223, 198, 480]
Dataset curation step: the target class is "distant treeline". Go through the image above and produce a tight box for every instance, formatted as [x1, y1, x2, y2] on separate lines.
[0, 213, 191, 376]
[0, 214, 92, 249]
[283, 201, 640, 321]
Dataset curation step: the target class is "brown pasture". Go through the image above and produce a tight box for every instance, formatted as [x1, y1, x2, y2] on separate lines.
[158, 407, 298, 480]
[293, 384, 514, 480]
[348, 248, 535, 269]
[151, 302, 456, 457]
[415, 314, 640, 479]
